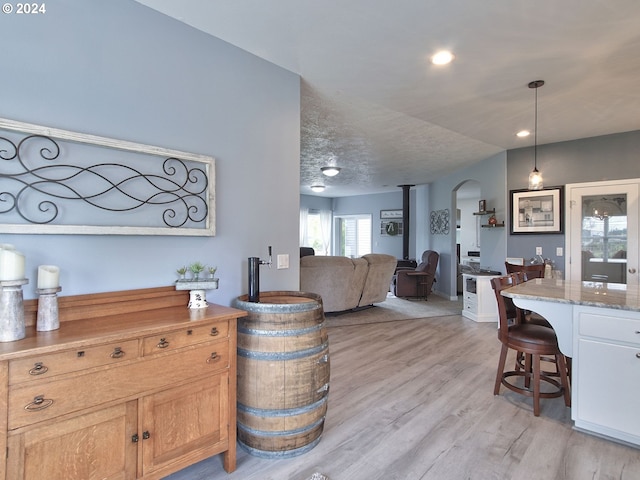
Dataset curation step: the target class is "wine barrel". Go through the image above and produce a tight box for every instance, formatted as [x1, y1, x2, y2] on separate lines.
[232, 291, 330, 458]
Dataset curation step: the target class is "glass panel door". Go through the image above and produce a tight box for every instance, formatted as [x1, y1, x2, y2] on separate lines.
[567, 180, 639, 286]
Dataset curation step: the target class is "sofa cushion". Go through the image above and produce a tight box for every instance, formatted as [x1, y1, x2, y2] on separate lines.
[359, 254, 397, 307]
[300, 256, 368, 312]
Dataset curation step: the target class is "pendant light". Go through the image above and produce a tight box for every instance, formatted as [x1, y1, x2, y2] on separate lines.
[528, 80, 544, 190]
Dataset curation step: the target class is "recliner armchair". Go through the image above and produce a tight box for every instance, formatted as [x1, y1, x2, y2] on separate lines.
[391, 250, 439, 298]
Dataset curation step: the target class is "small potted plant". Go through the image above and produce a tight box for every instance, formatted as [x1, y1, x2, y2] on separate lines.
[207, 266, 219, 288]
[189, 261, 205, 281]
[176, 266, 188, 280]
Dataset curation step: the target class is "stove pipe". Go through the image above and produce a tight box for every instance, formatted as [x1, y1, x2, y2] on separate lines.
[399, 184, 414, 260]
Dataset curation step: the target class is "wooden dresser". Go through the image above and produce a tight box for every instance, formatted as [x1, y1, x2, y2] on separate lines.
[0, 286, 246, 480]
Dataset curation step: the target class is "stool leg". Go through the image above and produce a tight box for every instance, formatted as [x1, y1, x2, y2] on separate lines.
[533, 353, 541, 416]
[524, 353, 532, 389]
[557, 354, 571, 407]
[494, 344, 509, 395]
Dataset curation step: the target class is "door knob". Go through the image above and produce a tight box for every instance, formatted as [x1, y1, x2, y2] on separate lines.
[629, 268, 637, 274]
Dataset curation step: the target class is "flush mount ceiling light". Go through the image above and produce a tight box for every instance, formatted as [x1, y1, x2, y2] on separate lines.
[516, 130, 530, 138]
[310, 185, 326, 193]
[431, 50, 455, 65]
[527, 80, 545, 191]
[321, 166, 341, 177]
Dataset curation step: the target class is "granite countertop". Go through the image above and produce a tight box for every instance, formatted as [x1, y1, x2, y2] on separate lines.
[502, 278, 640, 312]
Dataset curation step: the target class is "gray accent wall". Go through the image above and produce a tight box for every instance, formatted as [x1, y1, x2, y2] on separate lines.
[506, 130, 640, 271]
[0, 0, 301, 304]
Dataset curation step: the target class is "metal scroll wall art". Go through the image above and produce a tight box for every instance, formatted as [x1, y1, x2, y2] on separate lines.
[429, 209, 450, 235]
[0, 118, 215, 236]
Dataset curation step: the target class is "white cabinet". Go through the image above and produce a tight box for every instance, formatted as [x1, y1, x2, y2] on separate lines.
[573, 306, 640, 446]
[461, 274, 500, 322]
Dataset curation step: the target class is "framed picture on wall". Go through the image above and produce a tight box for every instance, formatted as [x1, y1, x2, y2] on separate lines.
[380, 209, 403, 219]
[510, 186, 564, 234]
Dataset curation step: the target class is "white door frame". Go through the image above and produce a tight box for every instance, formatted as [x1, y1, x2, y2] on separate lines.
[565, 178, 639, 285]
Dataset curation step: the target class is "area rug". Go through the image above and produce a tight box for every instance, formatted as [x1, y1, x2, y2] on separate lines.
[324, 293, 462, 327]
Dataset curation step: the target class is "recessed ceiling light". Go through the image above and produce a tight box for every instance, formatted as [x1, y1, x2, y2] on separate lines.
[431, 50, 455, 65]
[310, 185, 326, 192]
[517, 130, 531, 138]
[321, 166, 341, 177]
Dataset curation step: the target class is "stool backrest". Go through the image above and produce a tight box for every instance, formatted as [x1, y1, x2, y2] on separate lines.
[504, 262, 545, 280]
[491, 275, 522, 341]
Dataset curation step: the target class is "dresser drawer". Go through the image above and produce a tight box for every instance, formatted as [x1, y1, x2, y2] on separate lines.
[579, 311, 640, 346]
[8, 339, 139, 386]
[142, 321, 229, 356]
[8, 340, 230, 430]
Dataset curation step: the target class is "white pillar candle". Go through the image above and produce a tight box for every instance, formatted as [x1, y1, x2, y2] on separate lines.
[0, 249, 25, 281]
[37, 265, 60, 289]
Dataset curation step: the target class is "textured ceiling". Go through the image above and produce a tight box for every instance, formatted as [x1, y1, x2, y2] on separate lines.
[135, 0, 640, 197]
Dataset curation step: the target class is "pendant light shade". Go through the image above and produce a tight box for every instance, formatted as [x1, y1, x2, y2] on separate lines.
[527, 80, 544, 190]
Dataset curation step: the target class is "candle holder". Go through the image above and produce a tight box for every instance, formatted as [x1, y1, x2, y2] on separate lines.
[36, 286, 62, 332]
[0, 279, 28, 342]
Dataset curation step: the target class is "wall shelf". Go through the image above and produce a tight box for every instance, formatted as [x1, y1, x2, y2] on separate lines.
[473, 209, 496, 216]
[482, 223, 505, 228]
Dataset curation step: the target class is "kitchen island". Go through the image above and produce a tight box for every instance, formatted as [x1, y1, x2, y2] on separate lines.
[502, 279, 640, 448]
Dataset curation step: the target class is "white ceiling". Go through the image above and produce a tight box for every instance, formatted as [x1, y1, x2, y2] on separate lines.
[135, 0, 640, 197]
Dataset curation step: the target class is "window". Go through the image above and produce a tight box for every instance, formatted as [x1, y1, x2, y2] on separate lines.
[300, 208, 332, 255]
[335, 214, 372, 257]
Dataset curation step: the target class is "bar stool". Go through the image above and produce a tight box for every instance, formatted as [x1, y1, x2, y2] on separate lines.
[491, 275, 571, 416]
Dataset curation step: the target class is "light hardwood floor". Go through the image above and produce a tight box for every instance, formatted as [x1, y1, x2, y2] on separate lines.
[166, 311, 640, 480]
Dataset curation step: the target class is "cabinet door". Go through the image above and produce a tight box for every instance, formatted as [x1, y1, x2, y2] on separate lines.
[576, 338, 640, 438]
[140, 373, 229, 478]
[7, 401, 137, 480]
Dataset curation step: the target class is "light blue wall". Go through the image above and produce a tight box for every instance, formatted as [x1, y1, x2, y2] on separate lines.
[427, 152, 508, 299]
[0, 0, 301, 304]
[300, 195, 333, 212]
[332, 191, 410, 258]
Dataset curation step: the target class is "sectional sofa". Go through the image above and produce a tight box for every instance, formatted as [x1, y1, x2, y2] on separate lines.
[300, 253, 397, 313]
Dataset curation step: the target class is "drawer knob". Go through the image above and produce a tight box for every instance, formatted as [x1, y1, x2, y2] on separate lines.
[25, 395, 54, 411]
[157, 338, 170, 349]
[210, 327, 219, 336]
[206, 352, 220, 363]
[636, 353, 640, 359]
[29, 362, 49, 376]
[110, 347, 125, 359]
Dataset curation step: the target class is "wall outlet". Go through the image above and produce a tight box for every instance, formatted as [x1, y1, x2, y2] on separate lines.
[535, 247, 542, 255]
[556, 247, 563, 256]
[276, 254, 289, 269]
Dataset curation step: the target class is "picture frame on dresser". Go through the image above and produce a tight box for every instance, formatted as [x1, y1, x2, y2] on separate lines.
[510, 186, 564, 234]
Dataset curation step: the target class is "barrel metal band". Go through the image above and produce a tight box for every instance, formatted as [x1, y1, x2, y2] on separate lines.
[237, 341, 329, 361]
[238, 435, 323, 459]
[238, 395, 328, 418]
[237, 322, 325, 337]
[232, 298, 322, 314]
[238, 416, 325, 438]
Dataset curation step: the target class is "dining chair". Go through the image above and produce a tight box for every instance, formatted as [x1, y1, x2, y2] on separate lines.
[491, 275, 571, 416]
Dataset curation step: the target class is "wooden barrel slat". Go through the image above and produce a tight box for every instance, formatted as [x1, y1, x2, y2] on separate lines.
[232, 291, 330, 458]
